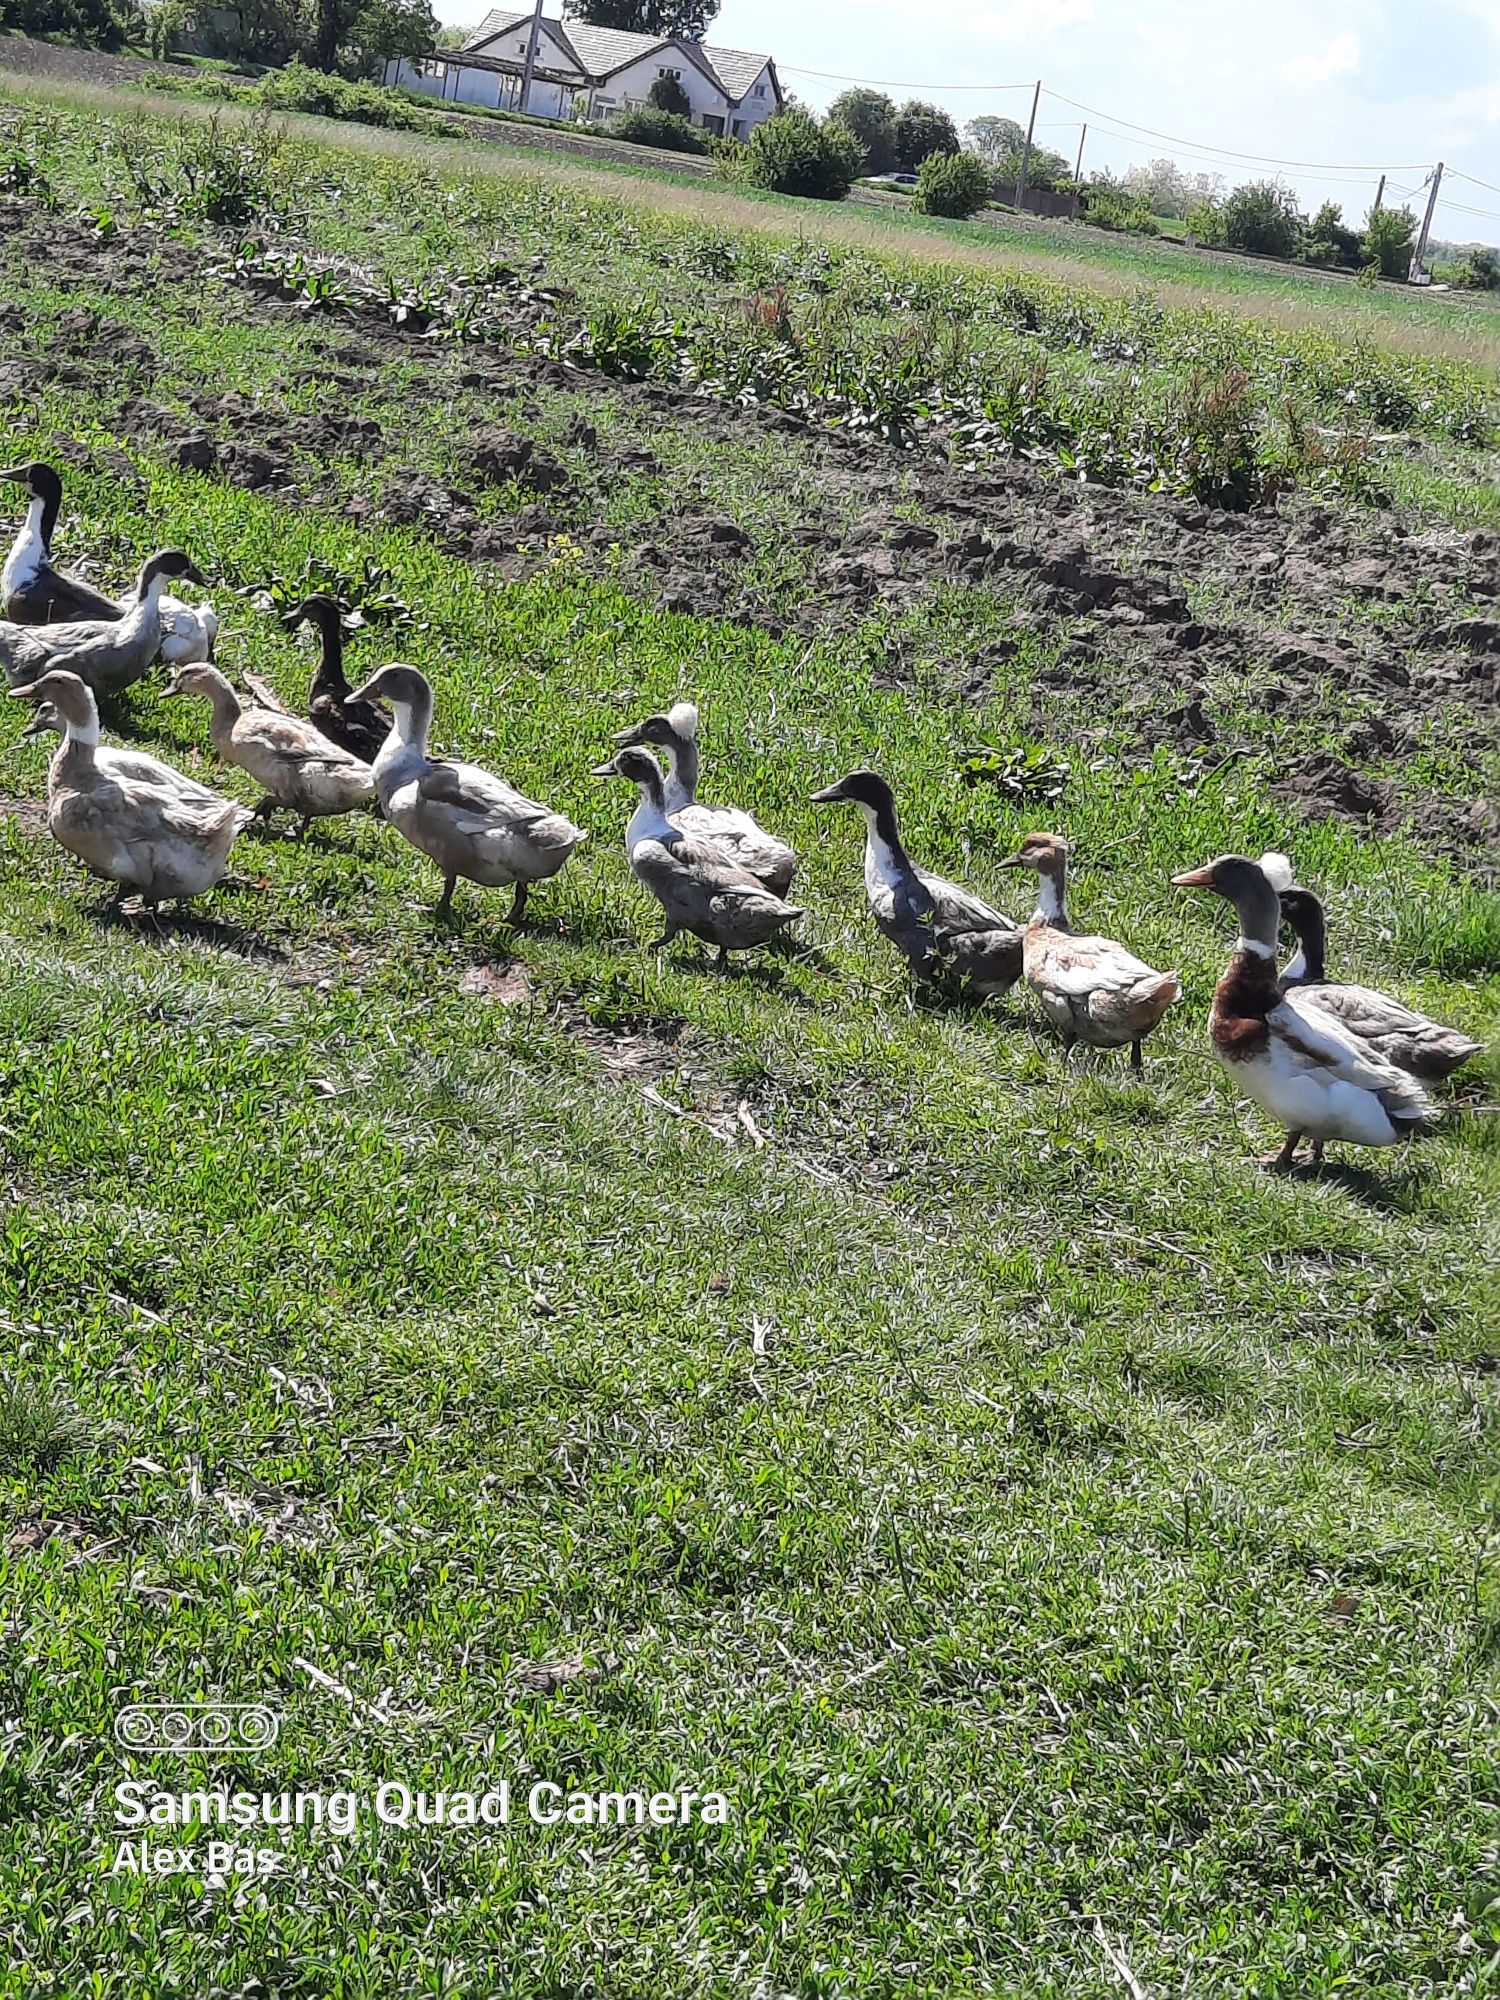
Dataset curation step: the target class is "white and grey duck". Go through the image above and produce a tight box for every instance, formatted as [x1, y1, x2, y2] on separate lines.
[1, 463, 218, 663]
[21, 696, 222, 804]
[612, 701, 796, 895]
[1174, 852, 1436, 1169]
[594, 744, 803, 969]
[999, 832, 1179, 1069]
[1258, 852, 1482, 1081]
[9, 669, 251, 909]
[810, 770, 1021, 998]
[0, 549, 209, 696]
[348, 664, 587, 918]
[165, 665, 375, 838]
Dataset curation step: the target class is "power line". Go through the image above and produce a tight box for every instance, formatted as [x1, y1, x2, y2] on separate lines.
[1040, 87, 1428, 173]
[779, 63, 1030, 91]
[1073, 115, 1391, 188]
[1448, 166, 1500, 198]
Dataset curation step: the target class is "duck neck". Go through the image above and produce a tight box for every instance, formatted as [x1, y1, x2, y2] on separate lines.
[311, 614, 349, 698]
[1281, 899, 1326, 984]
[661, 730, 698, 812]
[136, 566, 170, 609]
[859, 796, 915, 893]
[626, 772, 675, 854]
[3, 498, 47, 593]
[1230, 879, 1281, 970]
[1031, 855, 1068, 926]
[37, 488, 59, 553]
[380, 694, 431, 767]
[60, 705, 100, 750]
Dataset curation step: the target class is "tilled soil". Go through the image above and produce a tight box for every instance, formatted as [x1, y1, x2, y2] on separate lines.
[4, 208, 1496, 861]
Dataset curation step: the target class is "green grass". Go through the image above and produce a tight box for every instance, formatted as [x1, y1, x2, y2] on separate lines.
[0, 83, 1497, 2000]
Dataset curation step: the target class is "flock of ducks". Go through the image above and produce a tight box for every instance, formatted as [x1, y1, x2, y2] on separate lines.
[1, 462, 1485, 1175]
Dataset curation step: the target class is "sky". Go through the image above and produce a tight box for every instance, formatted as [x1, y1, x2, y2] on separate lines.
[439, 0, 1500, 243]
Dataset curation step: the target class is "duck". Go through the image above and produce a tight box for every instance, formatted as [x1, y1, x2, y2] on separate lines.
[278, 595, 389, 764]
[20, 697, 223, 802]
[0, 550, 209, 696]
[612, 701, 796, 895]
[8, 670, 251, 908]
[809, 769, 1021, 997]
[998, 831, 1179, 1068]
[1, 463, 219, 663]
[594, 745, 803, 968]
[164, 665, 375, 838]
[346, 664, 587, 917]
[1173, 852, 1437, 1169]
[1257, 852, 1482, 1081]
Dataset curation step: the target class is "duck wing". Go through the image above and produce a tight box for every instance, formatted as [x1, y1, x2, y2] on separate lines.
[0, 622, 56, 684]
[672, 803, 797, 895]
[918, 869, 1016, 937]
[6, 561, 122, 626]
[308, 688, 389, 765]
[1293, 981, 1482, 1080]
[242, 672, 293, 716]
[1269, 992, 1435, 1128]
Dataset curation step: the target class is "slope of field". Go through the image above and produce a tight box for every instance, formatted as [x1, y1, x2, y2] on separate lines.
[0, 88, 1497, 1999]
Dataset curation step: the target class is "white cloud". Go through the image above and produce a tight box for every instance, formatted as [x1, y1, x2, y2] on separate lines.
[1283, 31, 1361, 87]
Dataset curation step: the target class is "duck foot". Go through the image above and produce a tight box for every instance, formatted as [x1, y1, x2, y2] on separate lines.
[1264, 1131, 1304, 1172]
[509, 882, 529, 924]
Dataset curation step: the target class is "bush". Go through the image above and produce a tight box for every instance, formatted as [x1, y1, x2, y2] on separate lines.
[912, 149, 993, 219]
[1125, 200, 1159, 236]
[1186, 201, 1224, 246]
[742, 109, 862, 200]
[1306, 198, 1363, 269]
[258, 63, 453, 131]
[4, 0, 134, 47]
[1458, 246, 1500, 292]
[1363, 204, 1416, 281]
[646, 73, 691, 118]
[1084, 191, 1130, 232]
[1222, 179, 1302, 259]
[828, 86, 897, 175]
[611, 108, 709, 155]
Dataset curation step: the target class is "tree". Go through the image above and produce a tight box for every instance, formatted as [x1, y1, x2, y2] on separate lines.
[828, 87, 898, 176]
[1459, 245, 1500, 291]
[564, 0, 719, 40]
[965, 115, 1026, 165]
[893, 99, 958, 172]
[913, 149, 992, 219]
[1364, 203, 1415, 280]
[1221, 179, 1302, 259]
[1306, 199, 1362, 268]
[742, 107, 862, 200]
[647, 72, 691, 117]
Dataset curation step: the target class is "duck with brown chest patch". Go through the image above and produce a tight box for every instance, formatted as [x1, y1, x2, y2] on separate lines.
[1173, 853, 1438, 1170]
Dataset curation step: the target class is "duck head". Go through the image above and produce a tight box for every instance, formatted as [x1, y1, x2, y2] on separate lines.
[591, 745, 667, 795]
[1172, 854, 1281, 957]
[613, 700, 698, 753]
[1, 460, 63, 552]
[997, 831, 1069, 919]
[19, 700, 63, 742]
[809, 769, 893, 813]
[1275, 885, 1327, 983]
[346, 664, 431, 744]
[282, 593, 344, 638]
[9, 669, 100, 742]
[138, 549, 209, 598]
[162, 664, 240, 725]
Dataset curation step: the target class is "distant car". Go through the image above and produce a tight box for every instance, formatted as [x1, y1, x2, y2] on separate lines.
[872, 172, 918, 188]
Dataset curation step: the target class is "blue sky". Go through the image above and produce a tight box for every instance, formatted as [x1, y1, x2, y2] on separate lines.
[441, 2, 1500, 240]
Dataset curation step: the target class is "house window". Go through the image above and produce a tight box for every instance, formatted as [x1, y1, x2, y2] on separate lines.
[731, 118, 745, 138]
[658, 65, 681, 79]
[753, 83, 765, 97]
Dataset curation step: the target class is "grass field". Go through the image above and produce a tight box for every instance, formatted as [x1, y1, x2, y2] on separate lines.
[0, 83, 1498, 1998]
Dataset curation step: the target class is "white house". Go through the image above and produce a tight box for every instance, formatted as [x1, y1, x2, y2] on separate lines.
[388, 10, 781, 138]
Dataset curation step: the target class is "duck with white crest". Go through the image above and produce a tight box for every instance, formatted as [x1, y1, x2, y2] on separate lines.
[1258, 851, 1482, 1081]
[593, 745, 802, 968]
[998, 832, 1180, 1068]
[612, 701, 796, 895]
[165, 665, 376, 839]
[8, 670, 251, 909]
[1173, 852, 1438, 1169]
[0, 550, 209, 696]
[809, 770, 1021, 998]
[347, 665, 586, 918]
[1, 464, 218, 663]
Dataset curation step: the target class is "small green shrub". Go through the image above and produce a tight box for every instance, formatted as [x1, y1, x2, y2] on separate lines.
[257, 62, 454, 133]
[1222, 179, 1302, 259]
[1364, 204, 1416, 281]
[742, 109, 862, 201]
[646, 73, 691, 119]
[912, 149, 992, 219]
[611, 109, 710, 156]
[1186, 200, 1224, 245]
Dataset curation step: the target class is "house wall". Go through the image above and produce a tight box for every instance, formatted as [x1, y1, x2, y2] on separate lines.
[386, 58, 569, 118]
[726, 62, 777, 140]
[468, 19, 577, 71]
[594, 51, 726, 129]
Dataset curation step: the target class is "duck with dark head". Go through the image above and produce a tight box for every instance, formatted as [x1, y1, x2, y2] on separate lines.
[1174, 852, 1437, 1169]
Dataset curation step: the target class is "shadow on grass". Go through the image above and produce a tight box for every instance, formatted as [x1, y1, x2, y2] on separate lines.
[86, 896, 290, 963]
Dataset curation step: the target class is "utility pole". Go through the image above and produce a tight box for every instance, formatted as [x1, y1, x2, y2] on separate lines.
[1409, 162, 1443, 283]
[518, 0, 545, 116]
[1371, 172, 1385, 217]
[1013, 79, 1041, 211]
[1072, 121, 1087, 187]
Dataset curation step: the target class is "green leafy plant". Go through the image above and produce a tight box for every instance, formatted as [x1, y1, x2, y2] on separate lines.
[611, 109, 710, 156]
[956, 742, 1070, 801]
[912, 150, 993, 220]
[742, 109, 863, 201]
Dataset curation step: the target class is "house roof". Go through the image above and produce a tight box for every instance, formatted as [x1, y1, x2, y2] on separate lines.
[462, 9, 775, 104]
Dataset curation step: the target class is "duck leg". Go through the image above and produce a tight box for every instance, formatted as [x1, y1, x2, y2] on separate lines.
[509, 882, 529, 924]
[1265, 1130, 1303, 1172]
[296, 814, 312, 842]
[715, 946, 731, 973]
[251, 798, 279, 826]
[436, 874, 456, 917]
[648, 923, 680, 951]
[1310, 1140, 1326, 1166]
[1130, 1036, 1144, 1073]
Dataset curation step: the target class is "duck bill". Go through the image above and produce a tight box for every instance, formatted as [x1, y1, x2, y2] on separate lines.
[808, 784, 847, 805]
[346, 680, 383, 705]
[1171, 865, 1217, 888]
[589, 760, 621, 779]
[612, 724, 649, 748]
[994, 855, 1023, 869]
[0, 466, 29, 483]
[180, 562, 209, 589]
[7, 682, 38, 701]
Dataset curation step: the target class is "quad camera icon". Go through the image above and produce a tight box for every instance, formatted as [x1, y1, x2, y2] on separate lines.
[114, 1703, 280, 1754]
